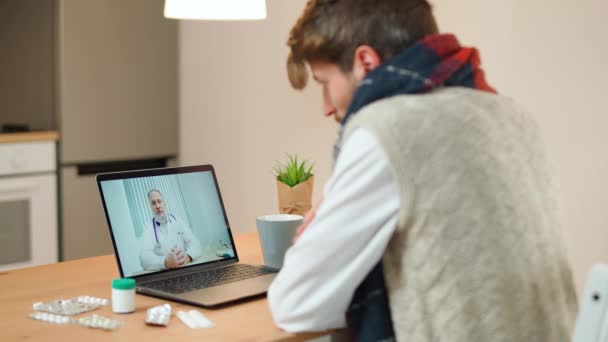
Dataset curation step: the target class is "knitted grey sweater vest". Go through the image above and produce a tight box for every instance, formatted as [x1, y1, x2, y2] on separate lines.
[343, 87, 578, 342]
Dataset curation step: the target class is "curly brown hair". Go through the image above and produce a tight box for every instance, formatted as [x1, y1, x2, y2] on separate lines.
[287, 0, 439, 89]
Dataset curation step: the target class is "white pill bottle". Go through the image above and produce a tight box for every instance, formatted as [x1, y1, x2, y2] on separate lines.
[112, 278, 136, 313]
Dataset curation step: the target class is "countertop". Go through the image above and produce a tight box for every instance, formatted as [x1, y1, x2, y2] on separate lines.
[0, 131, 60, 144]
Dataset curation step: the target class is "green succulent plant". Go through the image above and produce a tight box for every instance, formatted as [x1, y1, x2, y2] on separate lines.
[273, 154, 314, 187]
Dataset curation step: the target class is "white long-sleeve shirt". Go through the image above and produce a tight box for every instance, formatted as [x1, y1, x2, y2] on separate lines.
[267, 128, 400, 332]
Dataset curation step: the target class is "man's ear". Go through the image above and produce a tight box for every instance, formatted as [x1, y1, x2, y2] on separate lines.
[352, 45, 382, 81]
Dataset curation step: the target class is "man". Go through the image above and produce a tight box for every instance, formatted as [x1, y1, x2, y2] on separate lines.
[268, 1, 578, 341]
[139, 189, 202, 271]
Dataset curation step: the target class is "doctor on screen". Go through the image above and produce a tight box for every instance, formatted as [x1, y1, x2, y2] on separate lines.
[139, 189, 202, 271]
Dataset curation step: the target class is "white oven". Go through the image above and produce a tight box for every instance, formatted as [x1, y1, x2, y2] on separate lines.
[0, 140, 58, 271]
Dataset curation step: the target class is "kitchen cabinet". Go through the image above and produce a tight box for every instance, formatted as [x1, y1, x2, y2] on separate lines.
[0, 0, 178, 261]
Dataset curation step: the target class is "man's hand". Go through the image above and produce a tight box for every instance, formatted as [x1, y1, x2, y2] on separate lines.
[173, 247, 192, 266]
[164, 246, 192, 268]
[164, 251, 180, 269]
[293, 198, 323, 243]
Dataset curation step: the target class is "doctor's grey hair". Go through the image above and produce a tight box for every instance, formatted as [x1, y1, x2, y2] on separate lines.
[147, 189, 163, 200]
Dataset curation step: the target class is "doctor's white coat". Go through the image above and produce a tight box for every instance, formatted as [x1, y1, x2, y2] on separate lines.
[139, 215, 202, 271]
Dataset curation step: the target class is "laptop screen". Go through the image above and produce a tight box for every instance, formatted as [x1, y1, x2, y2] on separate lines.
[97, 166, 237, 278]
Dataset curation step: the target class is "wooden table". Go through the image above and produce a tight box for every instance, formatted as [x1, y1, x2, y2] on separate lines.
[0, 233, 335, 341]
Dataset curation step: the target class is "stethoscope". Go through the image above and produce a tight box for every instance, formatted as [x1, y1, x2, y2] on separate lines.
[152, 214, 176, 255]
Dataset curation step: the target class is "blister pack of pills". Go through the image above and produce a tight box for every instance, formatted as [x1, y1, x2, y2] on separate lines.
[77, 296, 109, 306]
[32, 296, 108, 316]
[145, 304, 172, 326]
[77, 314, 121, 331]
[28, 312, 121, 331]
[177, 309, 215, 329]
[29, 312, 73, 325]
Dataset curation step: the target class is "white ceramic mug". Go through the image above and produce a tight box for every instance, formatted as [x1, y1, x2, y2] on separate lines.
[256, 214, 303, 269]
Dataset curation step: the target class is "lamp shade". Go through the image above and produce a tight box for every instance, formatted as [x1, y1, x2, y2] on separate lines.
[164, 0, 267, 20]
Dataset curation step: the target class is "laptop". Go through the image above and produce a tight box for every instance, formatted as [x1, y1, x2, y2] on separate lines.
[96, 164, 278, 308]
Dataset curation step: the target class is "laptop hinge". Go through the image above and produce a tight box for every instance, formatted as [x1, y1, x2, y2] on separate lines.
[135, 259, 239, 283]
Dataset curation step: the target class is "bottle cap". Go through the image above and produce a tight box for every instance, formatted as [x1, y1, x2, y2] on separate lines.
[112, 278, 136, 290]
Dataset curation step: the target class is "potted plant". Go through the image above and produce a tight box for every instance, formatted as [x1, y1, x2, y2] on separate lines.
[273, 155, 314, 216]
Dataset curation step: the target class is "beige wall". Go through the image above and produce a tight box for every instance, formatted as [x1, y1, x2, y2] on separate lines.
[179, 0, 335, 233]
[180, 0, 608, 293]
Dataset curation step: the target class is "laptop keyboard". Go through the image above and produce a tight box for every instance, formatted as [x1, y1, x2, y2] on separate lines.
[141, 264, 275, 294]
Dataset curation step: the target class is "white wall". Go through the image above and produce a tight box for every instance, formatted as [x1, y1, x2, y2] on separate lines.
[180, 0, 608, 293]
